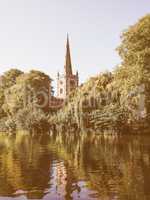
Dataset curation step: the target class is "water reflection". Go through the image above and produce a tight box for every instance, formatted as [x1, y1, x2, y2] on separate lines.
[0, 132, 150, 199]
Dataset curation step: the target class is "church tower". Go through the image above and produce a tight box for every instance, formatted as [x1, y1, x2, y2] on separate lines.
[57, 35, 79, 99]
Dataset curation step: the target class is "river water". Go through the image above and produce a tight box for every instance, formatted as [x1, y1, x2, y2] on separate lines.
[0, 132, 150, 200]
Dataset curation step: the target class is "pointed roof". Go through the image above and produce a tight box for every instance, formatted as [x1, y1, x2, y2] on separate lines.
[65, 34, 72, 75]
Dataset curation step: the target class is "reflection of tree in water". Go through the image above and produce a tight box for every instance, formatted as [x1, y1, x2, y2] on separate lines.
[49, 132, 150, 200]
[0, 132, 150, 200]
[0, 134, 52, 199]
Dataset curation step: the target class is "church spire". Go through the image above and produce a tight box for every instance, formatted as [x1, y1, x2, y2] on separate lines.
[65, 34, 72, 75]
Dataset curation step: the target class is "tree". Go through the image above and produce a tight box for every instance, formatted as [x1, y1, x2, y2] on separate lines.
[116, 14, 150, 121]
[2, 69, 23, 88]
[16, 70, 52, 111]
[0, 88, 5, 118]
[117, 14, 150, 83]
[3, 70, 52, 116]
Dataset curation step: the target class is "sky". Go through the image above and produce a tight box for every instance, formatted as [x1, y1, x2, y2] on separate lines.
[0, 0, 149, 89]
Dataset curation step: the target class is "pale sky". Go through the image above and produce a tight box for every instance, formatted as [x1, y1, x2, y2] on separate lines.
[0, 0, 149, 88]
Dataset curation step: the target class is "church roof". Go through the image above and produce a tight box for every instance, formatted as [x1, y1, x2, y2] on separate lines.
[65, 34, 73, 75]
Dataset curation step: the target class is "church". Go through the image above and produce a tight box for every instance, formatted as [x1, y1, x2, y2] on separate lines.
[50, 35, 79, 109]
[57, 35, 79, 99]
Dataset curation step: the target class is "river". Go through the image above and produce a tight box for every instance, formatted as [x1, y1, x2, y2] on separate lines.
[0, 132, 149, 200]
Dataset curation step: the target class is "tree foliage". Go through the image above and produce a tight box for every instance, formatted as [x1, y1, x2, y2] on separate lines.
[2, 69, 24, 89]
[50, 15, 150, 133]
[0, 69, 52, 132]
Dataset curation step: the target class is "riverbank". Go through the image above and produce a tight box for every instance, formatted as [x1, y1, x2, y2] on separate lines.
[0, 15, 150, 134]
[48, 15, 150, 134]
